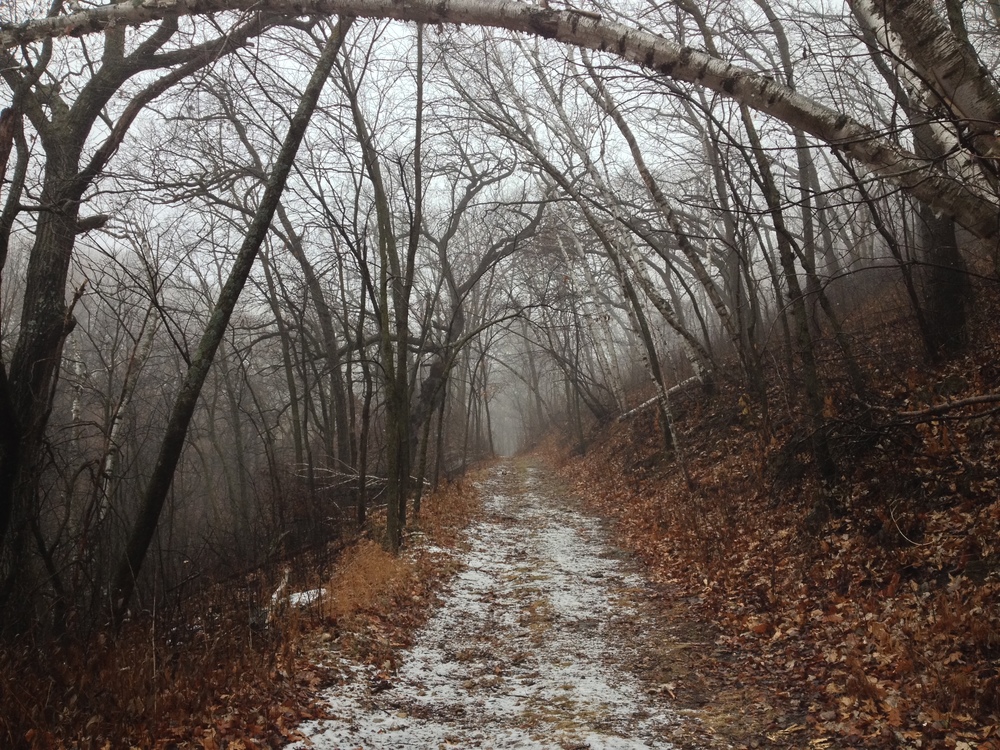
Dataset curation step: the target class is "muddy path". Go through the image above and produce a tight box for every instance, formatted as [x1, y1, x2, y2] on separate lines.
[294, 461, 719, 749]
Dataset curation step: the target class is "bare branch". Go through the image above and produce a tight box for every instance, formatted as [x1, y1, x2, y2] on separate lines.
[2, 0, 998, 237]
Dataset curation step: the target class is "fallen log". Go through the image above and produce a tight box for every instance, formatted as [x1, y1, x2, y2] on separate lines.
[617, 375, 702, 421]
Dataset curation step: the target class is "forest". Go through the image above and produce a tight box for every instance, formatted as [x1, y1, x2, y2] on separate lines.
[0, 0, 999, 747]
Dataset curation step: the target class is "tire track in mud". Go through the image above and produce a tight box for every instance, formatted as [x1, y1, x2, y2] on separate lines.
[293, 461, 706, 749]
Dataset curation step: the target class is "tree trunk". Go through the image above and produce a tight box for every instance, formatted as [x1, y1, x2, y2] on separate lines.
[110, 18, 355, 623]
[12, 0, 1000, 237]
[916, 204, 969, 358]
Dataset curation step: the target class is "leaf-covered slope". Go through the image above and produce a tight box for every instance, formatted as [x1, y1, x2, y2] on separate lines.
[560, 317, 1000, 748]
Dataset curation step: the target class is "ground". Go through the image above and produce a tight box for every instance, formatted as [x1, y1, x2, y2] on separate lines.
[291, 460, 727, 749]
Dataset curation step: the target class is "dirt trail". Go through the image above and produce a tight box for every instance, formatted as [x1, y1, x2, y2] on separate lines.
[294, 461, 711, 749]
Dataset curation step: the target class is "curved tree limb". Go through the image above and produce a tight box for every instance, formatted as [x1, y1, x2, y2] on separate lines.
[2, 0, 998, 237]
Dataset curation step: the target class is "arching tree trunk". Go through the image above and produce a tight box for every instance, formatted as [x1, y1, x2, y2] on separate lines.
[9, 0, 1000, 238]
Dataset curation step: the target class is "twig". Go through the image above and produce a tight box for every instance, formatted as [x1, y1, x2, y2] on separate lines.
[857, 392, 1000, 423]
[890, 499, 930, 547]
[896, 393, 1000, 418]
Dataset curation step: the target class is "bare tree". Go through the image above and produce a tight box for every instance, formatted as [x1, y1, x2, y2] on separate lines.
[0, 10, 286, 628]
[6, 1, 1000, 237]
[110, 17, 355, 623]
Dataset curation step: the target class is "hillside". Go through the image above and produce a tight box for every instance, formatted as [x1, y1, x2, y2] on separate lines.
[558, 292, 1000, 748]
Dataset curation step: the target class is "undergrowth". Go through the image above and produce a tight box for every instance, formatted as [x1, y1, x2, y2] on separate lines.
[322, 477, 482, 669]
[0, 478, 481, 749]
[1, 575, 330, 749]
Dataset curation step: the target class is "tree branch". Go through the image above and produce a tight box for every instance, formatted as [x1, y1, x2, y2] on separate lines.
[2, 0, 998, 237]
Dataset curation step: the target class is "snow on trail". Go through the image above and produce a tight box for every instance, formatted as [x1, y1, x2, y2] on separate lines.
[293, 462, 687, 749]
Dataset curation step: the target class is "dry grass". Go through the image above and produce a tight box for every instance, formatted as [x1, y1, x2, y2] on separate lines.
[322, 477, 482, 624]
[323, 539, 416, 622]
[414, 476, 484, 546]
[320, 479, 482, 668]
[1, 479, 485, 749]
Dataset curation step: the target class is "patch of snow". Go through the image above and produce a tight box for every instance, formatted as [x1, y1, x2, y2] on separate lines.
[290, 463, 683, 749]
[286, 589, 324, 608]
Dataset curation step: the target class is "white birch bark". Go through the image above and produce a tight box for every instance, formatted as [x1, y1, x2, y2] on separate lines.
[2, 0, 997, 237]
[70, 333, 85, 425]
[96, 306, 158, 524]
[617, 375, 702, 421]
[863, 0, 1000, 160]
[852, 0, 990, 191]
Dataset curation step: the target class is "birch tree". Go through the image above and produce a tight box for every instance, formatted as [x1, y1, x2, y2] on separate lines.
[4, 0, 999, 238]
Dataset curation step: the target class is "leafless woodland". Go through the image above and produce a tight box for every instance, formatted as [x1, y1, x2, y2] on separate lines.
[0, 0, 997, 641]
